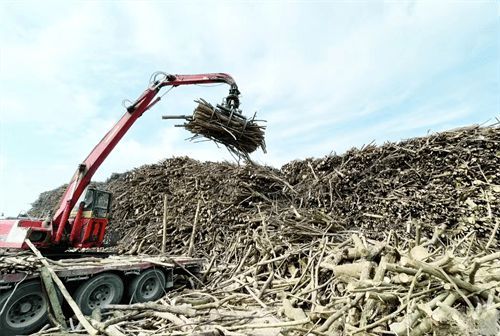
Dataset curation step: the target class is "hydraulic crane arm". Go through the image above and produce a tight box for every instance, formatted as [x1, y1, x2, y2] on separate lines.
[52, 72, 240, 243]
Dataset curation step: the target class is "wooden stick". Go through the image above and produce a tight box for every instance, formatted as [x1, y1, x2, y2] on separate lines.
[40, 267, 67, 330]
[408, 259, 498, 302]
[316, 294, 364, 332]
[359, 253, 395, 327]
[188, 200, 201, 257]
[388, 292, 449, 335]
[469, 251, 500, 284]
[409, 293, 459, 336]
[225, 318, 310, 331]
[161, 194, 168, 254]
[258, 270, 274, 299]
[25, 239, 98, 336]
[105, 302, 197, 317]
[485, 219, 499, 250]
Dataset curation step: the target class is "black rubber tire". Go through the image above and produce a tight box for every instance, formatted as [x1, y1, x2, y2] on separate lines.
[74, 273, 124, 315]
[128, 269, 166, 303]
[0, 281, 48, 336]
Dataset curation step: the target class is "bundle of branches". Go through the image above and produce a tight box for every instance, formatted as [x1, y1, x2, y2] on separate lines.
[180, 99, 266, 160]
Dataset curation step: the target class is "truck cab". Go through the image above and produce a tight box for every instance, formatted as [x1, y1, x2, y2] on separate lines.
[69, 188, 112, 247]
[75, 188, 112, 219]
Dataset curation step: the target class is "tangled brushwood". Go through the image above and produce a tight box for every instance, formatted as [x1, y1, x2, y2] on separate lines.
[23, 124, 500, 335]
[16, 228, 500, 336]
[182, 99, 266, 160]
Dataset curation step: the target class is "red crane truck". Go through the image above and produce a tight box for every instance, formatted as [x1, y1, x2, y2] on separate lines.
[0, 72, 242, 335]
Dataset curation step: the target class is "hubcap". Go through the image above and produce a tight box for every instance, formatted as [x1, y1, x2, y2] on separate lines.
[6, 294, 45, 328]
[20, 302, 32, 313]
[88, 284, 113, 309]
[140, 277, 159, 299]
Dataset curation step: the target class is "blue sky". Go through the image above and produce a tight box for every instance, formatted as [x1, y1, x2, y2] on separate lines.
[0, 1, 498, 216]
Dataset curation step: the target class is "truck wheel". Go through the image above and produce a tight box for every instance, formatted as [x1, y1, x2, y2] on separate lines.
[128, 269, 166, 303]
[74, 273, 124, 315]
[0, 281, 48, 336]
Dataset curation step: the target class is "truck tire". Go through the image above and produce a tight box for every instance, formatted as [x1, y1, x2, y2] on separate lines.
[0, 281, 48, 336]
[128, 269, 166, 303]
[74, 273, 124, 315]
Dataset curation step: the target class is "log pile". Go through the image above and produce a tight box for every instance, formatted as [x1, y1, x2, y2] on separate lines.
[22, 124, 500, 335]
[104, 157, 286, 255]
[28, 125, 499, 253]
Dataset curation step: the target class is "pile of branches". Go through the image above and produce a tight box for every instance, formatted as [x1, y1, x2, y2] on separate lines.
[100, 125, 498, 256]
[103, 157, 286, 256]
[179, 99, 266, 160]
[0, 250, 42, 274]
[28, 185, 67, 219]
[35, 224, 500, 335]
[23, 124, 500, 334]
[28, 125, 499, 254]
[282, 125, 500, 241]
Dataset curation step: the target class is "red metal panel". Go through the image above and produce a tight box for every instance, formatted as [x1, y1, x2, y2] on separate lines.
[0, 219, 17, 236]
[17, 220, 44, 228]
[80, 218, 93, 243]
[97, 220, 107, 245]
[91, 219, 101, 239]
[69, 204, 84, 242]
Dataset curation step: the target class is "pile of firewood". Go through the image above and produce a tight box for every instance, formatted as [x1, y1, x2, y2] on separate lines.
[103, 157, 286, 255]
[28, 185, 66, 219]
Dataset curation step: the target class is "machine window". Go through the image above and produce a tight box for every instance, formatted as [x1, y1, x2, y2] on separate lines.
[83, 191, 94, 210]
[96, 193, 110, 209]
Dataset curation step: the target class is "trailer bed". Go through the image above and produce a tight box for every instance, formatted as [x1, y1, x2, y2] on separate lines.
[0, 254, 204, 286]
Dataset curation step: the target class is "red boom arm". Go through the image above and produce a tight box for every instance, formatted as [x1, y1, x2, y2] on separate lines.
[52, 73, 239, 243]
